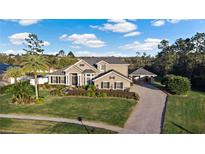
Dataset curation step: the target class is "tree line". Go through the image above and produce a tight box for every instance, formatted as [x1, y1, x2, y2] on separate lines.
[125, 32, 205, 91]
[1, 32, 205, 91]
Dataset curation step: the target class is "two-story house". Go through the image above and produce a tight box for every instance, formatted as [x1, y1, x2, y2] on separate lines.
[47, 57, 132, 90]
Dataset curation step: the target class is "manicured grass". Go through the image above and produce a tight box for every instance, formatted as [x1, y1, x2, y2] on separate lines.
[0, 93, 136, 126]
[0, 118, 115, 134]
[163, 90, 205, 134]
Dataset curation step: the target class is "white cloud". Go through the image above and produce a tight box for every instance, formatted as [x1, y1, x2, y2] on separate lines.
[59, 34, 68, 40]
[151, 19, 183, 27]
[8, 32, 50, 46]
[123, 31, 141, 37]
[8, 32, 30, 45]
[119, 38, 161, 51]
[18, 19, 42, 26]
[1, 49, 25, 55]
[70, 45, 81, 49]
[41, 41, 50, 46]
[151, 20, 166, 27]
[59, 33, 106, 48]
[107, 19, 126, 23]
[90, 19, 137, 33]
[75, 50, 127, 57]
[7, 19, 42, 26]
[167, 19, 182, 24]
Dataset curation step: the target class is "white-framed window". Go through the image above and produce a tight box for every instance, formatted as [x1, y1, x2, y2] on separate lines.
[79, 63, 85, 67]
[114, 82, 123, 90]
[100, 64, 106, 72]
[101, 81, 110, 89]
[85, 74, 91, 84]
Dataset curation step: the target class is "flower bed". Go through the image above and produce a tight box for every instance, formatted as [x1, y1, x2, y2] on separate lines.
[50, 87, 139, 100]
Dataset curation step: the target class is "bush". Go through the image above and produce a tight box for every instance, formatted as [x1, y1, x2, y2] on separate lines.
[87, 90, 96, 97]
[35, 98, 45, 104]
[49, 85, 139, 100]
[95, 89, 139, 100]
[161, 74, 191, 94]
[50, 88, 63, 96]
[84, 84, 96, 91]
[0, 84, 13, 94]
[96, 91, 107, 97]
[39, 84, 66, 90]
[7, 81, 35, 104]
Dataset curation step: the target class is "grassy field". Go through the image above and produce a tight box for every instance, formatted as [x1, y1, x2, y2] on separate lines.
[163, 90, 205, 134]
[0, 118, 115, 134]
[0, 92, 136, 127]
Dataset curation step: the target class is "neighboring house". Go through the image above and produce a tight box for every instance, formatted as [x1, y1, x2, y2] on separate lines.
[0, 63, 13, 86]
[30, 75, 48, 86]
[0, 63, 13, 81]
[48, 57, 132, 90]
[129, 67, 157, 83]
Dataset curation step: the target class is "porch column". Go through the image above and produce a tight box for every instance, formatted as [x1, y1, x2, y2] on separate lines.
[48, 76, 50, 84]
[77, 74, 81, 86]
[67, 73, 70, 85]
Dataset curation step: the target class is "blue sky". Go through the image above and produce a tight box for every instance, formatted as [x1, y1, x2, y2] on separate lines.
[0, 19, 205, 57]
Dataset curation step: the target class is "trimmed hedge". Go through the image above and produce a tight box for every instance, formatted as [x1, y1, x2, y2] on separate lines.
[50, 87, 139, 100]
[39, 83, 66, 90]
[161, 74, 191, 94]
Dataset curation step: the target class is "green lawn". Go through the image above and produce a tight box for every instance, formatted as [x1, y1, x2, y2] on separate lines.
[0, 93, 136, 127]
[163, 90, 205, 134]
[0, 118, 115, 134]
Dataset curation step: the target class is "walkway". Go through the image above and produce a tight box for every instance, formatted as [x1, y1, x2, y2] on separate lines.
[0, 114, 122, 132]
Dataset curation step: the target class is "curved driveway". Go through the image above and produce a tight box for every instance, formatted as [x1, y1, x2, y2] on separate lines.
[120, 83, 167, 134]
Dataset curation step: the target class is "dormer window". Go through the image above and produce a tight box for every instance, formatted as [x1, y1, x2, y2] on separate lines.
[100, 64, 106, 72]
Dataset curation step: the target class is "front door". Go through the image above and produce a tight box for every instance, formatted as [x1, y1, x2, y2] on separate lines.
[71, 73, 78, 86]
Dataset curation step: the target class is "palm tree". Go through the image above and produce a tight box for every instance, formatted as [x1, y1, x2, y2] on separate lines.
[5, 66, 22, 83]
[21, 54, 48, 99]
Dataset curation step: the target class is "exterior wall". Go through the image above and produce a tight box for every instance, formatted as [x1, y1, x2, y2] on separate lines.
[75, 60, 97, 72]
[30, 77, 48, 85]
[48, 75, 66, 85]
[106, 64, 128, 76]
[93, 71, 131, 90]
[97, 61, 108, 72]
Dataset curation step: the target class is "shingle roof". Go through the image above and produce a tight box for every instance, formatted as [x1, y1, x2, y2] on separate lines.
[130, 67, 157, 76]
[48, 68, 66, 75]
[81, 57, 128, 66]
[93, 69, 132, 82]
[82, 69, 95, 73]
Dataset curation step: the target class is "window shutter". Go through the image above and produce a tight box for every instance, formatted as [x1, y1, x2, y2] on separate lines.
[101, 82, 103, 89]
[114, 82, 116, 89]
[121, 82, 123, 89]
[108, 82, 110, 88]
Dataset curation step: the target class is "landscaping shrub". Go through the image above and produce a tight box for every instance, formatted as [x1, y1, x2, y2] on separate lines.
[84, 84, 96, 91]
[161, 74, 191, 94]
[7, 81, 35, 104]
[87, 90, 96, 97]
[96, 91, 107, 97]
[65, 89, 87, 96]
[0, 84, 13, 94]
[39, 84, 66, 90]
[35, 98, 45, 104]
[50, 88, 63, 96]
[95, 89, 139, 100]
[49, 85, 139, 100]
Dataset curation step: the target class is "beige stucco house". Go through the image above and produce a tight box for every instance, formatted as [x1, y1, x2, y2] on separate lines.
[47, 57, 132, 90]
